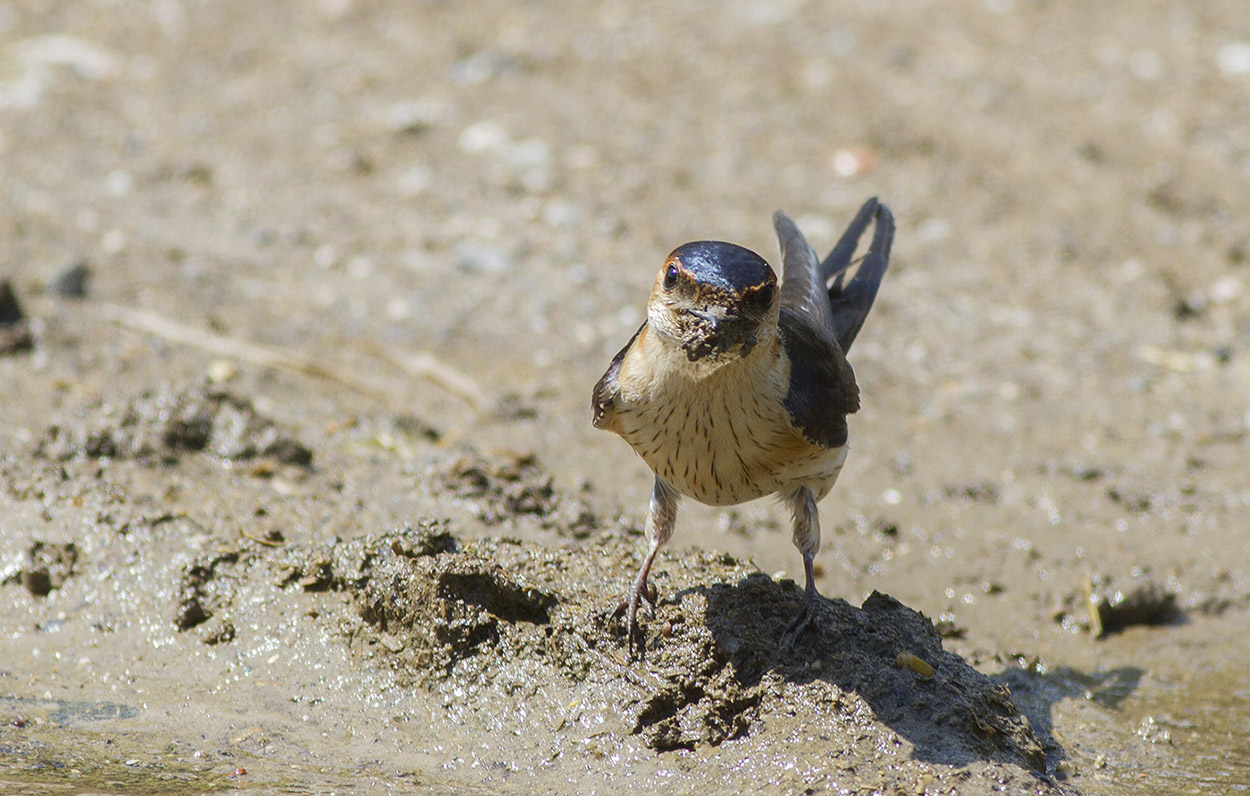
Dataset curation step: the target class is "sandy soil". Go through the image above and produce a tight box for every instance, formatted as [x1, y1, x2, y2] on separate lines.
[2, 1, 1249, 794]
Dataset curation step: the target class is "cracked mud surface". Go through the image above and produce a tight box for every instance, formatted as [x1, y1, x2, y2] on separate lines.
[3, 1, 1250, 794]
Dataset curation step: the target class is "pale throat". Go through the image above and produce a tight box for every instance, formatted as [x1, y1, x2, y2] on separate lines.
[644, 303, 781, 383]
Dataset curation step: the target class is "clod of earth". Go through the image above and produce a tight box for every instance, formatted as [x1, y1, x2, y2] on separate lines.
[37, 382, 312, 466]
[443, 450, 600, 538]
[174, 551, 242, 635]
[48, 259, 91, 298]
[0, 280, 35, 355]
[1084, 572, 1180, 637]
[1, 541, 79, 597]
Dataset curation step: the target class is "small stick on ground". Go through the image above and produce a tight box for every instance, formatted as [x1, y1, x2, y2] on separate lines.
[361, 341, 487, 412]
[98, 304, 485, 410]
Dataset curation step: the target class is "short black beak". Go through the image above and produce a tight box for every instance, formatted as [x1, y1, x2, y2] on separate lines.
[683, 308, 757, 361]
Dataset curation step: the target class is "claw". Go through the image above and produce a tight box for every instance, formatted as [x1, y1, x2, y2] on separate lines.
[616, 478, 678, 659]
[780, 579, 819, 647]
[618, 575, 659, 657]
[780, 541, 822, 647]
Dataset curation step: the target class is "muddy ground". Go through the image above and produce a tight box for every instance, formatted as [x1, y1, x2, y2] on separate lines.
[2, 1, 1249, 794]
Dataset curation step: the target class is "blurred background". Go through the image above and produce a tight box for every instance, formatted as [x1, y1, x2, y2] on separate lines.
[2, 1, 1250, 791]
[5, 0, 1248, 598]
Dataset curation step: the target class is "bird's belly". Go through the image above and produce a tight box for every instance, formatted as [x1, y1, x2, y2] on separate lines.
[615, 396, 847, 506]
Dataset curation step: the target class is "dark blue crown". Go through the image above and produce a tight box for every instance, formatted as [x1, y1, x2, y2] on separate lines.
[671, 241, 775, 293]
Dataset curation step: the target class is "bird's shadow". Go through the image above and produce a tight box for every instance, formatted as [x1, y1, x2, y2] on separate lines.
[669, 572, 1140, 776]
[992, 663, 1144, 759]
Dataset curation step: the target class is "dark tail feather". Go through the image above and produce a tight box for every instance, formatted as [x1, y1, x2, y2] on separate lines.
[821, 197, 880, 285]
[824, 198, 894, 353]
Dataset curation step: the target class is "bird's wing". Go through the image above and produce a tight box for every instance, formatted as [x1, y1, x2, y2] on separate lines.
[779, 309, 858, 447]
[591, 320, 645, 432]
[774, 211, 837, 346]
[822, 198, 894, 354]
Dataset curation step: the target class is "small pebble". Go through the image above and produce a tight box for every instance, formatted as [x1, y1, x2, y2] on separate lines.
[396, 165, 432, 198]
[49, 259, 90, 297]
[449, 50, 515, 85]
[12, 34, 122, 81]
[454, 240, 513, 274]
[105, 169, 134, 196]
[830, 147, 877, 178]
[207, 359, 237, 383]
[100, 229, 126, 254]
[896, 651, 935, 677]
[0, 280, 26, 325]
[458, 120, 508, 154]
[1210, 276, 1243, 304]
[22, 570, 53, 597]
[0, 280, 35, 355]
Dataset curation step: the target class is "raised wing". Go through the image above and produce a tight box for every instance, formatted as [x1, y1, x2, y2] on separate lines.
[774, 210, 837, 346]
[822, 198, 894, 354]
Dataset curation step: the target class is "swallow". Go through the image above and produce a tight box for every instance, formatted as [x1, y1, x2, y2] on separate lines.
[592, 197, 895, 655]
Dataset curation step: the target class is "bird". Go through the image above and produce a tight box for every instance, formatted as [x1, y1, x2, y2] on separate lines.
[591, 197, 894, 655]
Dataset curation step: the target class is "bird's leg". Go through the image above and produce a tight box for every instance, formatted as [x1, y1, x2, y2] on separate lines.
[618, 477, 678, 657]
[782, 486, 822, 645]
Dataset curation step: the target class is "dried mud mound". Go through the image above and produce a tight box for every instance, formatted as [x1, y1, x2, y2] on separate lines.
[280, 524, 1063, 791]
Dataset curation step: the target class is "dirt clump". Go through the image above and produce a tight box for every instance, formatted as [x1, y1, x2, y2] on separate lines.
[0, 280, 35, 356]
[174, 550, 244, 646]
[2, 541, 80, 597]
[442, 449, 601, 538]
[36, 382, 312, 466]
[1068, 571, 1182, 638]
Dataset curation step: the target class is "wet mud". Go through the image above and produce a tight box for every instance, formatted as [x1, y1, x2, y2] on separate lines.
[289, 525, 1049, 770]
[4, 1, 1250, 794]
[2, 393, 1067, 793]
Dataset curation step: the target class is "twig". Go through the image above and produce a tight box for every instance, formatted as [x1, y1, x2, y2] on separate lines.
[239, 528, 284, 547]
[361, 341, 487, 411]
[97, 304, 485, 410]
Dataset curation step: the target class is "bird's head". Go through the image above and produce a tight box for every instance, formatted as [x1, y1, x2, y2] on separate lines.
[646, 241, 779, 369]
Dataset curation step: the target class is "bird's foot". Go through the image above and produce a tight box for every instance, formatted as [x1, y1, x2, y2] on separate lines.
[617, 577, 665, 659]
[613, 580, 658, 658]
[780, 584, 820, 648]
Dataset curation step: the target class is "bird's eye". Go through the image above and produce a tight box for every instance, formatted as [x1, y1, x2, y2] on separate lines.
[756, 283, 776, 307]
[663, 264, 680, 290]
